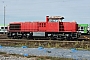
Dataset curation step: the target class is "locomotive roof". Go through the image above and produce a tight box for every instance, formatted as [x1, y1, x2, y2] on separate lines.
[48, 16, 64, 19]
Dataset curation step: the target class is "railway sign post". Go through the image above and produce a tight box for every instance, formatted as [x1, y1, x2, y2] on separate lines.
[4, 6, 5, 34]
[2, 1, 6, 34]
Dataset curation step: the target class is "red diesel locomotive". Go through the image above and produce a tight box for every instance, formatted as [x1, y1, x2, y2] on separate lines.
[7, 16, 80, 40]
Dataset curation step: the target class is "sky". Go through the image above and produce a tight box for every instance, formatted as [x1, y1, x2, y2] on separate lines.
[0, 0, 90, 24]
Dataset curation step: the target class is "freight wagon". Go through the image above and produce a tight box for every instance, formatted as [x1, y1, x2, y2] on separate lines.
[7, 16, 80, 40]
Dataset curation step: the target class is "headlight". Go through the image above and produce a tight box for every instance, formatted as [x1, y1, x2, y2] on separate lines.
[27, 34, 30, 36]
[12, 33, 15, 35]
[66, 34, 69, 36]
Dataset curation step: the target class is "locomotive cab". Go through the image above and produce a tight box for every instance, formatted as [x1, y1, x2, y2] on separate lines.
[45, 16, 79, 40]
[46, 16, 64, 22]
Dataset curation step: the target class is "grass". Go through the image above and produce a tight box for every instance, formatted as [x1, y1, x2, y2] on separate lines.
[0, 41, 90, 50]
[0, 52, 6, 54]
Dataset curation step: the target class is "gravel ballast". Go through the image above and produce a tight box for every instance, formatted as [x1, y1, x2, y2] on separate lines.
[0, 46, 90, 60]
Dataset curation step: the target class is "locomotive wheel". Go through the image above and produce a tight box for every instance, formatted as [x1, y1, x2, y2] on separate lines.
[26, 36, 33, 40]
[8, 37, 13, 39]
[18, 36, 23, 39]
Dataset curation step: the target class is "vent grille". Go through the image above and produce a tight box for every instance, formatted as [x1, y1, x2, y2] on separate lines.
[9, 24, 21, 30]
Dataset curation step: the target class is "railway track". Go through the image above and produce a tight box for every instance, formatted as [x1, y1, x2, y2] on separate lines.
[0, 34, 8, 39]
[79, 34, 90, 40]
[0, 39, 86, 42]
[0, 34, 90, 41]
[0, 34, 90, 48]
[0, 34, 90, 49]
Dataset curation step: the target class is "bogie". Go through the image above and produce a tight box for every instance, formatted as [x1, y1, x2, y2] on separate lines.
[7, 32, 79, 40]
